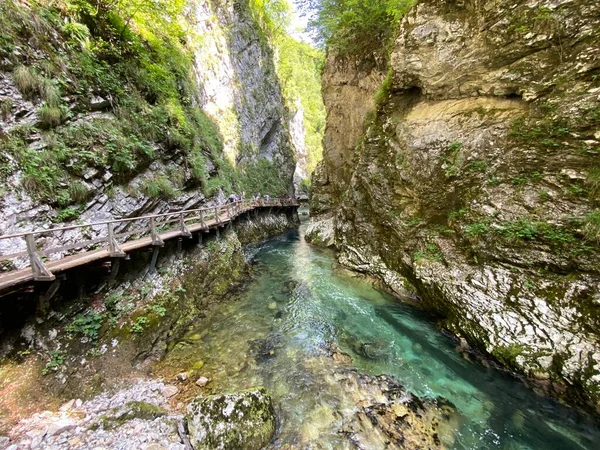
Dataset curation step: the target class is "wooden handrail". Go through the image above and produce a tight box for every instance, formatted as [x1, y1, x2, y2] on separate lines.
[0, 198, 299, 285]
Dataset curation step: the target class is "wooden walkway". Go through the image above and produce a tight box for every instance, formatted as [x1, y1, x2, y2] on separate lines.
[0, 198, 298, 294]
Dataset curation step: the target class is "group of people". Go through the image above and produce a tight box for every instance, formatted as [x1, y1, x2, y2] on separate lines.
[227, 192, 271, 204]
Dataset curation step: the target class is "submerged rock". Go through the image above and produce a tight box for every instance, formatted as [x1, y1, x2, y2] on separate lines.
[186, 387, 276, 450]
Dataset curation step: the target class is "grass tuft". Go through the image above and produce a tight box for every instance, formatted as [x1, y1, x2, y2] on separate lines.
[39, 102, 63, 127]
[0, 98, 12, 119]
[40, 78, 61, 106]
[13, 65, 42, 98]
[140, 175, 177, 199]
[583, 210, 600, 243]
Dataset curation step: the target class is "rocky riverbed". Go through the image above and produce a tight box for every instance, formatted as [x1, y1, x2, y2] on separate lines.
[1, 347, 457, 450]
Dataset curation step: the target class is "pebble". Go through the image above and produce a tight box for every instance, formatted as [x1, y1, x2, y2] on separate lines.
[161, 385, 179, 398]
[195, 377, 209, 387]
[176, 372, 188, 382]
[6, 379, 186, 450]
[47, 419, 76, 437]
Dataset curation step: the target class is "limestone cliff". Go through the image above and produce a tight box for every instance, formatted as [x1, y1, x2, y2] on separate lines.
[0, 0, 295, 266]
[309, 0, 600, 409]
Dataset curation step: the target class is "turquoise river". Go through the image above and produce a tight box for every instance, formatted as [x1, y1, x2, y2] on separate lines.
[164, 221, 600, 449]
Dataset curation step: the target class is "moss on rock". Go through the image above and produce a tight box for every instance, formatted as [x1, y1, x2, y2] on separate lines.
[186, 387, 276, 450]
[99, 401, 166, 430]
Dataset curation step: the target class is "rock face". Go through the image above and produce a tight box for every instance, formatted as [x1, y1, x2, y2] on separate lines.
[309, 50, 387, 218]
[235, 209, 300, 245]
[310, 0, 600, 409]
[0, 0, 295, 269]
[186, 388, 276, 450]
[191, 0, 295, 172]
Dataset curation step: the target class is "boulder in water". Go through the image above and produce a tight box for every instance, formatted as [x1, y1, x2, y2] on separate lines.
[186, 387, 276, 450]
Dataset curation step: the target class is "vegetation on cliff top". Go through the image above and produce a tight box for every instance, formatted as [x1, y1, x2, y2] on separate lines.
[301, 0, 414, 54]
[250, 0, 325, 175]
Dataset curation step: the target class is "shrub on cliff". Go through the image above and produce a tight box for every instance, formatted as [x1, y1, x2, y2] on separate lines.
[301, 0, 415, 54]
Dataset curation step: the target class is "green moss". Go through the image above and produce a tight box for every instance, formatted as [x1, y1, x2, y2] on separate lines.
[442, 141, 463, 178]
[56, 206, 82, 223]
[509, 115, 571, 147]
[189, 150, 209, 185]
[465, 160, 488, 173]
[465, 222, 489, 238]
[42, 350, 64, 375]
[496, 219, 576, 246]
[100, 401, 166, 429]
[241, 158, 289, 196]
[374, 69, 393, 106]
[413, 243, 443, 262]
[492, 343, 525, 367]
[187, 387, 275, 450]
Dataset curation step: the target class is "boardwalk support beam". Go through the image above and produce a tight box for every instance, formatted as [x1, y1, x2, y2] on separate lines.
[38, 279, 61, 314]
[25, 234, 55, 281]
[149, 247, 160, 274]
[109, 259, 120, 280]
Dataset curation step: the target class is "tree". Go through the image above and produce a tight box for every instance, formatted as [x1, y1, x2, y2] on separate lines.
[298, 0, 414, 54]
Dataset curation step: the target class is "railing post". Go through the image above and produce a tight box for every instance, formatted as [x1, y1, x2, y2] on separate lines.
[150, 217, 164, 246]
[215, 206, 221, 225]
[25, 234, 55, 281]
[200, 210, 207, 230]
[107, 222, 126, 257]
[179, 213, 192, 238]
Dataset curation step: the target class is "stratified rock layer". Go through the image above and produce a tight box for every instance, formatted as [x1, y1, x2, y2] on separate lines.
[310, 0, 600, 409]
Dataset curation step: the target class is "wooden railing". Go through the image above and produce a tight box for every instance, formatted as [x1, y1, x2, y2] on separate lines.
[0, 198, 298, 290]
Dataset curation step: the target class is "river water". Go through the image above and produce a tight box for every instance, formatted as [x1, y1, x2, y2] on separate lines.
[163, 223, 600, 449]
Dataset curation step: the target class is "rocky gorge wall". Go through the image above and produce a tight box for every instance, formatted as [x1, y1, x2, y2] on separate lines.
[309, 0, 600, 410]
[0, 0, 296, 267]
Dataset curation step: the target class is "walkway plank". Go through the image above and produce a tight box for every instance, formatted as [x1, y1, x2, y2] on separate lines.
[0, 201, 297, 294]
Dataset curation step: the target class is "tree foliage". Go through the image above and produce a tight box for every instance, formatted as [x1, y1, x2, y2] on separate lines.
[275, 36, 325, 174]
[299, 0, 415, 54]
[249, 0, 325, 178]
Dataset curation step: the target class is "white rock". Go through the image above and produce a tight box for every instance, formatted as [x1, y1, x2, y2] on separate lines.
[162, 385, 178, 398]
[59, 399, 75, 412]
[46, 419, 76, 437]
[195, 377, 209, 387]
[176, 372, 188, 382]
